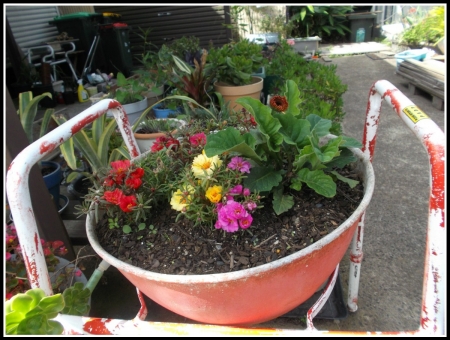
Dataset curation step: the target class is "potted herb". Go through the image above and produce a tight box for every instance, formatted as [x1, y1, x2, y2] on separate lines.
[205, 39, 267, 112]
[114, 71, 149, 125]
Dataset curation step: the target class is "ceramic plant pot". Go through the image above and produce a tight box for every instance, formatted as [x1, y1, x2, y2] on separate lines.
[214, 76, 264, 113]
[86, 145, 375, 326]
[133, 118, 186, 153]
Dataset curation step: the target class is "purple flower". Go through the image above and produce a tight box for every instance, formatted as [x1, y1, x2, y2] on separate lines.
[227, 157, 251, 173]
[229, 185, 243, 195]
[243, 188, 250, 196]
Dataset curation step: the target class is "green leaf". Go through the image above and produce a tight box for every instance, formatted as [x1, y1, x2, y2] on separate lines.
[39, 108, 55, 139]
[205, 128, 261, 163]
[307, 114, 331, 138]
[172, 55, 192, 74]
[272, 187, 294, 215]
[123, 225, 132, 233]
[275, 112, 310, 147]
[330, 170, 359, 188]
[236, 97, 283, 152]
[244, 166, 283, 192]
[296, 168, 336, 197]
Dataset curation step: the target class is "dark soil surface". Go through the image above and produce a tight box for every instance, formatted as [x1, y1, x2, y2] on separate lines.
[95, 167, 364, 275]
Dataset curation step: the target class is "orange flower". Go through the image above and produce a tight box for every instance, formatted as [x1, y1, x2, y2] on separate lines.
[270, 95, 288, 112]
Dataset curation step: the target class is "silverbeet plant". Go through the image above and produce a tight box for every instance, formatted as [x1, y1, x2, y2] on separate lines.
[204, 80, 362, 215]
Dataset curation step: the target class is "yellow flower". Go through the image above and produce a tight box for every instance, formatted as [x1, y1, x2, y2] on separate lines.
[170, 185, 194, 211]
[205, 185, 222, 203]
[191, 150, 222, 179]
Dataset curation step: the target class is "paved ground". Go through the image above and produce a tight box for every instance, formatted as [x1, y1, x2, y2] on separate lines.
[46, 44, 445, 334]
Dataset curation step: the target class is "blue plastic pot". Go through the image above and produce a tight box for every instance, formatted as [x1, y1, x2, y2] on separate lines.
[42, 161, 62, 206]
[153, 104, 181, 118]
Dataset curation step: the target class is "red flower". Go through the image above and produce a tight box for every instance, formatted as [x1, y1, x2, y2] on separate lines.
[189, 132, 206, 147]
[103, 176, 115, 187]
[164, 137, 180, 150]
[104, 188, 124, 205]
[110, 160, 131, 173]
[130, 167, 144, 179]
[125, 177, 142, 189]
[119, 195, 137, 212]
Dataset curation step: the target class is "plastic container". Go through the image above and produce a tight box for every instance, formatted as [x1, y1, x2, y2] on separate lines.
[48, 12, 105, 72]
[395, 49, 428, 69]
[77, 79, 89, 103]
[348, 14, 376, 43]
[99, 22, 133, 77]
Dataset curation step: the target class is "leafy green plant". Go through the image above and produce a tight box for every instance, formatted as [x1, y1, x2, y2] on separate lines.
[158, 46, 213, 107]
[17, 91, 54, 144]
[6, 288, 65, 335]
[205, 39, 266, 86]
[168, 35, 202, 66]
[288, 5, 353, 38]
[114, 72, 148, 105]
[264, 41, 347, 135]
[400, 6, 445, 46]
[204, 80, 361, 215]
[222, 6, 250, 41]
[52, 113, 129, 182]
[135, 117, 183, 134]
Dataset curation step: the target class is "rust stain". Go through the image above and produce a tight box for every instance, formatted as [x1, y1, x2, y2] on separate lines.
[384, 89, 402, 115]
[350, 252, 363, 263]
[83, 319, 113, 335]
[108, 100, 121, 109]
[39, 141, 56, 154]
[71, 113, 101, 134]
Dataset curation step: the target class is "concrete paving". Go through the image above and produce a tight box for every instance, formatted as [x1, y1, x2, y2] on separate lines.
[52, 47, 445, 333]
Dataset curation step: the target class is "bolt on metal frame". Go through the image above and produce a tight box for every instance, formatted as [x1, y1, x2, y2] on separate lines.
[6, 80, 445, 335]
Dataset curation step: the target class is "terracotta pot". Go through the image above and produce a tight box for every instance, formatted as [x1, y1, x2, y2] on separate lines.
[86, 145, 374, 326]
[214, 76, 264, 113]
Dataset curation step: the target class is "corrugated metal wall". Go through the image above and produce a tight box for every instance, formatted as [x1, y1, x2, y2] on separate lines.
[5, 5, 60, 53]
[93, 5, 231, 67]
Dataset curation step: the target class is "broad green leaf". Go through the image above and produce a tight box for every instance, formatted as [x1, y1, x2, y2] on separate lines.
[274, 112, 310, 146]
[307, 114, 332, 138]
[205, 128, 261, 163]
[283, 80, 302, 116]
[244, 166, 283, 192]
[236, 97, 283, 152]
[339, 135, 362, 149]
[272, 187, 294, 215]
[39, 108, 55, 139]
[296, 168, 336, 197]
[98, 118, 118, 167]
[325, 148, 357, 169]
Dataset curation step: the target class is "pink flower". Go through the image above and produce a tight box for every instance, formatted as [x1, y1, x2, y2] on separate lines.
[286, 39, 295, 46]
[227, 156, 251, 173]
[224, 201, 248, 220]
[189, 132, 207, 147]
[74, 269, 82, 277]
[239, 214, 253, 229]
[6, 252, 11, 261]
[215, 207, 239, 232]
[244, 201, 258, 211]
[243, 188, 250, 196]
[229, 185, 243, 195]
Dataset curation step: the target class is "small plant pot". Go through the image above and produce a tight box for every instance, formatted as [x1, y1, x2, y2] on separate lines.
[214, 76, 264, 113]
[41, 161, 62, 206]
[153, 104, 181, 118]
[133, 118, 186, 153]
